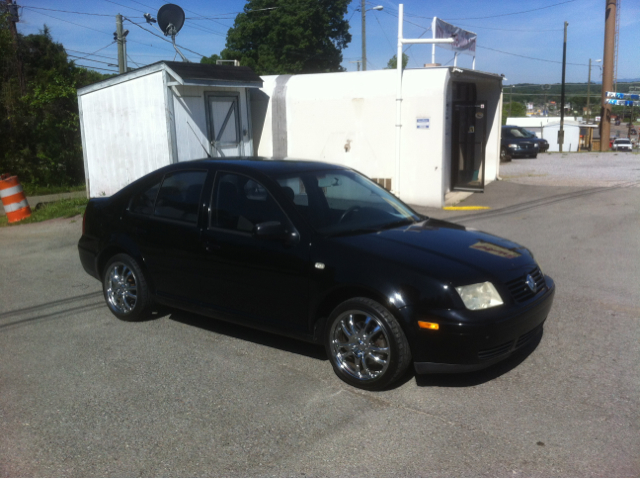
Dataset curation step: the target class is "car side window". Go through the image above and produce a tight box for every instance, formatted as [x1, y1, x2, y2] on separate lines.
[129, 180, 161, 215]
[153, 170, 207, 224]
[211, 173, 288, 233]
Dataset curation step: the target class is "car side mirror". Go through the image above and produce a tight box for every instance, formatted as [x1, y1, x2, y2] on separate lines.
[253, 221, 299, 245]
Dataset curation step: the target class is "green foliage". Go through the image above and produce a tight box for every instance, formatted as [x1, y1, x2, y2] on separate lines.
[502, 101, 527, 124]
[200, 53, 221, 65]
[0, 197, 88, 227]
[386, 53, 409, 70]
[221, 0, 352, 75]
[0, 17, 110, 188]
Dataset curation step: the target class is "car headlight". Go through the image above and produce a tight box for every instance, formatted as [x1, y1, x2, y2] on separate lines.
[455, 282, 504, 310]
[508, 143, 520, 149]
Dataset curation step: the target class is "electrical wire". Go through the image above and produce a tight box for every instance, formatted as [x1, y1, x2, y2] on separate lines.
[102, 0, 146, 14]
[75, 64, 119, 73]
[443, 0, 578, 21]
[68, 55, 117, 66]
[23, 7, 170, 51]
[66, 42, 116, 62]
[66, 49, 118, 61]
[477, 45, 590, 66]
[21, 6, 113, 17]
[124, 18, 206, 57]
[127, 54, 143, 68]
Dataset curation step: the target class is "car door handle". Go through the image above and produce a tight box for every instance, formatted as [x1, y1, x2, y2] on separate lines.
[204, 240, 221, 252]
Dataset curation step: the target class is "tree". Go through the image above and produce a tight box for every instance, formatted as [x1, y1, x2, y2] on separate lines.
[386, 53, 408, 69]
[221, 0, 351, 75]
[502, 102, 526, 124]
[200, 53, 221, 65]
[0, 18, 109, 187]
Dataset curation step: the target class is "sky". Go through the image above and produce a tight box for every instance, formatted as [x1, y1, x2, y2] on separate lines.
[13, 0, 640, 87]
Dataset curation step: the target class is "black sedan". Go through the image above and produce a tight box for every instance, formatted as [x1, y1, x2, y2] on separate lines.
[78, 158, 555, 390]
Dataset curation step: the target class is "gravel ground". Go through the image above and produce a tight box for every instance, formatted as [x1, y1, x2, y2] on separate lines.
[499, 151, 640, 187]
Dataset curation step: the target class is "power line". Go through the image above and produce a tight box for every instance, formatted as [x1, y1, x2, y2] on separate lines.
[23, 7, 170, 51]
[453, 23, 563, 32]
[102, 0, 146, 14]
[68, 55, 117, 66]
[22, 7, 114, 35]
[75, 64, 119, 73]
[66, 49, 117, 61]
[21, 6, 113, 17]
[66, 42, 116, 62]
[477, 45, 590, 66]
[442, 0, 579, 21]
[124, 18, 206, 57]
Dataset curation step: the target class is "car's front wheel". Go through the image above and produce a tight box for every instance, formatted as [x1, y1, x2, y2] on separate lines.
[102, 254, 151, 321]
[325, 298, 411, 390]
[500, 147, 511, 162]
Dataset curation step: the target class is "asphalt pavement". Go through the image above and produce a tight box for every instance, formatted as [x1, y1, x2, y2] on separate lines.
[0, 152, 638, 476]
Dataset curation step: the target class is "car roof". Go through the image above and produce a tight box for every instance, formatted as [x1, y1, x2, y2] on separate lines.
[175, 157, 348, 174]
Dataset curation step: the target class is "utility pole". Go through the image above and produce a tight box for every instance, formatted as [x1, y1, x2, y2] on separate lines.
[115, 14, 127, 74]
[559, 21, 568, 153]
[361, 0, 367, 71]
[510, 85, 514, 116]
[6, 0, 25, 94]
[587, 59, 592, 122]
[600, 0, 616, 151]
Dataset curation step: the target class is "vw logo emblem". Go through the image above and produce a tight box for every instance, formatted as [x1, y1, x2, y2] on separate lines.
[525, 274, 537, 293]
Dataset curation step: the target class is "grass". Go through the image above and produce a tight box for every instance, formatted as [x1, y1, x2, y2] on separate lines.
[20, 184, 86, 196]
[0, 197, 88, 227]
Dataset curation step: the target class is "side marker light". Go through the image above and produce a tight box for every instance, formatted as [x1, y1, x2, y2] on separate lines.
[418, 321, 440, 330]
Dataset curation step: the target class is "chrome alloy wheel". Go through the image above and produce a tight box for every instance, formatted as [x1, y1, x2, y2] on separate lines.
[105, 262, 138, 315]
[329, 310, 391, 381]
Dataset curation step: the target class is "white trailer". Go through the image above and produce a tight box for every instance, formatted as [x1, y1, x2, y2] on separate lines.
[252, 67, 504, 207]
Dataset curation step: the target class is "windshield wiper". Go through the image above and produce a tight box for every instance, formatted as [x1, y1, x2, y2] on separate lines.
[327, 218, 417, 237]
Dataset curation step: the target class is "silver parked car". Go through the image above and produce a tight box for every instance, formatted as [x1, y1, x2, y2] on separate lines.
[612, 138, 632, 152]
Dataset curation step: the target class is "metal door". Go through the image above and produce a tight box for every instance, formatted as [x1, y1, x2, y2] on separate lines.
[451, 101, 487, 192]
[207, 94, 242, 157]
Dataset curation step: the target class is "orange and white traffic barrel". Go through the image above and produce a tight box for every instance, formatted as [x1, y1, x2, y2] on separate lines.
[0, 174, 32, 223]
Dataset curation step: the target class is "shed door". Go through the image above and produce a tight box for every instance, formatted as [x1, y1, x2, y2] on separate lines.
[451, 102, 487, 192]
[208, 94, 242, 157]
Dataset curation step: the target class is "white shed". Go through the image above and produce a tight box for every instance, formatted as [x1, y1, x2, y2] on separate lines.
[251, 67, 504, 207]
[506, 117, 582, 152]
[77, 61, 263, 197]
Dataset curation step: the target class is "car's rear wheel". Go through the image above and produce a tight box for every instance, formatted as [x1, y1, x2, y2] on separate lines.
[103, 254, 151, 321]
[325, 298, 411, 390]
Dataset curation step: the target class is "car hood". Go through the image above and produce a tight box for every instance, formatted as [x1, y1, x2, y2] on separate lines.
[332, 218, 537, 283]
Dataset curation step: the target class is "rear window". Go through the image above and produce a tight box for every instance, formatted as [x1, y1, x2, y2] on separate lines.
[154, 171, 207, 224]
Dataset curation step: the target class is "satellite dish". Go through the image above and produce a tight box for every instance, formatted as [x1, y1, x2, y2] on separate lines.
[158, 4, 185, 37]
[157, 4, 189, 62]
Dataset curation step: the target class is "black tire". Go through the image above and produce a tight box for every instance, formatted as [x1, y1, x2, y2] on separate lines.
[102, 253, 152, 321]
[531, 153, 538, 159]
[325, 297, 411, 390]
[500, 147, 511, 162]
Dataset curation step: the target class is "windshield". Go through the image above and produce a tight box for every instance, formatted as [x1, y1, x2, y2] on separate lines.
[615, 139, 631, 144]
[272, 169, 422, 236]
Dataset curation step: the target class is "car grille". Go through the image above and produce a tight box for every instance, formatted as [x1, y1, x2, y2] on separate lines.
[478, 324, 544, 360]
[505, 267, 545, 303]
[478, 340, 512, 360]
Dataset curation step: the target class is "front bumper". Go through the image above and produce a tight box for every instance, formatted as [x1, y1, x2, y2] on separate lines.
[508, 147, 538, 158]
[409, 276, 555, 374]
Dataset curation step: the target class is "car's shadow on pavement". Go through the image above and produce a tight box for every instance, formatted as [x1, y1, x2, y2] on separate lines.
[160, 306, 544, 389]
[164, 308, 327, 361]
